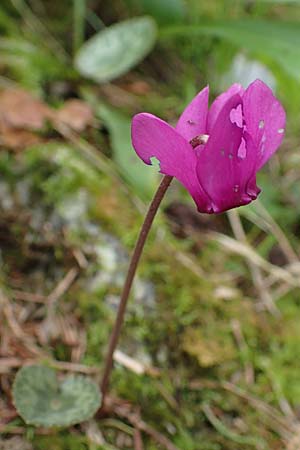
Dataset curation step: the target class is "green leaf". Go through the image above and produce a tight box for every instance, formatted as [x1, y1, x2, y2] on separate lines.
[13, 365, 101, 427]
[139, 0, 185, 24]
[98, 104, 158, 199]
[0, 8, 19, 34]
[161, 19, 300, 82]
[260, 0, 300, 3]
[75, 16, 157, 82]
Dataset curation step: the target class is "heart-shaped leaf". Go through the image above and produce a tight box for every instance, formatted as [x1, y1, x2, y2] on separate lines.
[75, 16, 157, 83]
[13, 365, 101, 427]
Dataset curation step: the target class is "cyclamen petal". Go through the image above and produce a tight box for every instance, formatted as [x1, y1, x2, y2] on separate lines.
[176, 86, 209, 141]
[131, 79, 285, 214]
[131, 113, 211, 211]
[207, 83, 244, 134]
[242, 79, 286, 170]
[196, 94, 250, 213]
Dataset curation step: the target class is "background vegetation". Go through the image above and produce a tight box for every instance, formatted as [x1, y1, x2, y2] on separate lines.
[1, 1, 300, 449]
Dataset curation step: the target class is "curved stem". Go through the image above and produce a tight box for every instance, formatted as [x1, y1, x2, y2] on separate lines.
[101, 175, 173, 403]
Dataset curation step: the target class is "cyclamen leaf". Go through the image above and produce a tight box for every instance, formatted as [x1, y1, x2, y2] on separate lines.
[75, 17, 157, 82]
[13, 365, 101, 427]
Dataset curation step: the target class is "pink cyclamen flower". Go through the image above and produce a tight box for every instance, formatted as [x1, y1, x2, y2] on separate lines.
[131, 79, 286, 214]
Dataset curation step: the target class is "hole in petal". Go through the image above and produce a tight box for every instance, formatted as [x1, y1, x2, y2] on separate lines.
[233, 184, 239, 193]
[261, 133, 267, 143]
[259, 120, 265, 129]
[187, 119, 196, 125]
[278, 128, 284, 134]
[237, 138, 247, 159]
[228, 154, 233, 160]
[230, 104, 243, 128]
[150, 156, 161, 172]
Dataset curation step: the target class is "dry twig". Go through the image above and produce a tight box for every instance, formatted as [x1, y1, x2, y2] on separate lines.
[107, 397, 179, 450]
[227, 209, 279, 315]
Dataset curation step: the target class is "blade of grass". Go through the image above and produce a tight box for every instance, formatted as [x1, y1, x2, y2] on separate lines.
[73, 0, 86, 56]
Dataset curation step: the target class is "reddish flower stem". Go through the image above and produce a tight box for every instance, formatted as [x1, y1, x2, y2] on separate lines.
[100, 175, 173, 404]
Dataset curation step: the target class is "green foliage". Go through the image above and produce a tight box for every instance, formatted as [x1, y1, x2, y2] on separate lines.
[24, 143, 102, 204]
[261, 0, 300, 3]
[13, 365, 101, 427]
[0, 7, 19, 33]
[73, 0, 86, 55]
[97, 104, 158, 199]
[75, 17, 157, 82]
[0, 37, 70, 91]
[161, 19, 300, 82]
[34, 434, 89, 450]
[138, 0, 186, 24]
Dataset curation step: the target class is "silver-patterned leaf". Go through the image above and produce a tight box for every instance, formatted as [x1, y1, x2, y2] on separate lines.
[13, 365, 101, 427]
[75, 17, 157, 82]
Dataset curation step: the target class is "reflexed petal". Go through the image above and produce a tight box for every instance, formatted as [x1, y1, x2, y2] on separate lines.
[131, 113, 211, 211]
[196, 93, 258, 213]
[207, 83, 244, 134]
[176, 86, 209, 141]
[242, 79, 286, 170]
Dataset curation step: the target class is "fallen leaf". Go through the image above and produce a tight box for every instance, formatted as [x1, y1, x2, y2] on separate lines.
[55, 99, 94, 132]
[0, 89, 50, 130]
[0, 122, 43, 150]
[123, 80, 151, 95]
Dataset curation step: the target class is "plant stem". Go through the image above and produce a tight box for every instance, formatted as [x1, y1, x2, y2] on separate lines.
[101, 175, 173, 403]
[73, 0, 86, 56]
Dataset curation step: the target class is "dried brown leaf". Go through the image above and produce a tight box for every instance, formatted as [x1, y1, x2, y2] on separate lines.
[0, 89, 50, 130]
[0, 122, 42, 150]
[54, 99, 94, 132]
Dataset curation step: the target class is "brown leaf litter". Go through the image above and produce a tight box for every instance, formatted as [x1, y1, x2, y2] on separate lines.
[0, 88, 94, 150]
